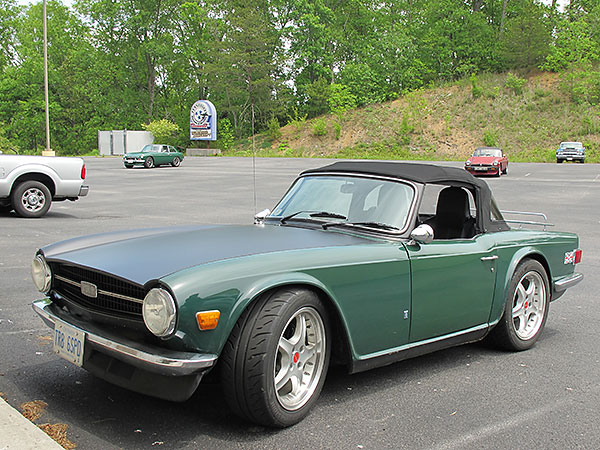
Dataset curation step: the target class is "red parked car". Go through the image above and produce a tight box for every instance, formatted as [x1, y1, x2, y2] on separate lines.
[465, 147, 508, 177]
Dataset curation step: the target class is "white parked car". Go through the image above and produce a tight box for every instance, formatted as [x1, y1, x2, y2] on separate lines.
[0, 155, 89, 218]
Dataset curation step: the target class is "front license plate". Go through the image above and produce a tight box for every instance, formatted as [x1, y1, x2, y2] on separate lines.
[474, 167, 487, 171]
[53, 320, 85, 367]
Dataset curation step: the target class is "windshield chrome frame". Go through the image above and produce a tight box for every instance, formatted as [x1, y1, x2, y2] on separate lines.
[267, 172, 420, 237]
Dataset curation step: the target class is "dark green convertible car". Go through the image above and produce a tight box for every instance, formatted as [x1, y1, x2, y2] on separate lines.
[123, 144, 184, 168]
[31, 162, 582, 427]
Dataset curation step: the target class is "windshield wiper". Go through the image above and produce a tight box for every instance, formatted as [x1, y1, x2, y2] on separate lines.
[280, 211, 347, 224]
[322, 221, 400, 231]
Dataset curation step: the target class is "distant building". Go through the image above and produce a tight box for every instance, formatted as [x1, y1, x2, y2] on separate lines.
[98, 130, 153, 156]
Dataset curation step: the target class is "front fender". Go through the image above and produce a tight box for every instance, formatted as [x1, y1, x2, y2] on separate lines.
[167, 269, 349, 360]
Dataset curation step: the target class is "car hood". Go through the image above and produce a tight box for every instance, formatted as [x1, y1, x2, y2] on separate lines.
[467, 156, 500, 164]
[42, 224, 372, 286]
[123, 152, 147, 158]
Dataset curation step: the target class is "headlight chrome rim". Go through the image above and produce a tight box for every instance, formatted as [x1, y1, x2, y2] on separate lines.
[31, 254, 52, 293]
[142, 287, 177, 337]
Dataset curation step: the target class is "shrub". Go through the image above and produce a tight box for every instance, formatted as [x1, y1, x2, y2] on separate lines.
[141, 119, 181, 145]
[505, 73, 527, 95]
[483, 129, 498, 147]
[313, 119, 327, 136]
[267, 116, 282, 140]
[218, 118, 234, 151]
[334, 122, 341, 140]
[470, 74, 482, 99]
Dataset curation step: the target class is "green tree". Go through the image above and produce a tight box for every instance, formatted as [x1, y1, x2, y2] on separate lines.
[499, 0, 551, 69]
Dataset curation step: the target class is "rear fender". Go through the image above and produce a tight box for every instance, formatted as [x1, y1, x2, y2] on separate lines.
[489, 246, 550, 325]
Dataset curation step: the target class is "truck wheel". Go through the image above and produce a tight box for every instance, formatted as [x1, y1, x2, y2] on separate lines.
[221, 288, 330, 427]
[11, 181, 52, 218]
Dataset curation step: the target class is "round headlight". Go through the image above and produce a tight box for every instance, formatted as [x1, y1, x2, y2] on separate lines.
[31, 255, 52, 293]
[465, 160, 471, 166]
[142, 288, 177, 337]
[492, 160, 499, 166]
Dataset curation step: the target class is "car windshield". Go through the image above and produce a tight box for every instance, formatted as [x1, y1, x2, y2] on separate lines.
[473, 148, 502, 157]
[140, 144, 161, 153]
[560, 142, 583, 149]
[269, 175, 415, 232]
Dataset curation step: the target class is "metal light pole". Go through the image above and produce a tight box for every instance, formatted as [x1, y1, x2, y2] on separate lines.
[41, 0, 54, 156]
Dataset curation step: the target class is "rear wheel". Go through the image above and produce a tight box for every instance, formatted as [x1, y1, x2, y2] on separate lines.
[144, 157, 154, 168]
[487, 259, 549, 351]
[171, 157, 181, 167]
[11, 181, 52, 218]
[221, 288, 330, 427]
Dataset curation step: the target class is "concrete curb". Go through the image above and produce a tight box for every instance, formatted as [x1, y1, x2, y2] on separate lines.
[0, 398, 63, 450]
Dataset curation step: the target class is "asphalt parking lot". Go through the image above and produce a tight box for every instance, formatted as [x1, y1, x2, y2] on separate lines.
[1, 157, 598, 449]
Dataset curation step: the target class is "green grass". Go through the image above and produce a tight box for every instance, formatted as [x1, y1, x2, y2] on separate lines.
[227, 71, 600, 163]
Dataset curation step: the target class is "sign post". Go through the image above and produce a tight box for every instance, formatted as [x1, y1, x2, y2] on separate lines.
[190, 100, 217, 143]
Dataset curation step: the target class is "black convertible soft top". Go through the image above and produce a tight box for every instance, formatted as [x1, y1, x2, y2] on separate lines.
[302, 161, 508, 233]
[302, 161, 483, 187]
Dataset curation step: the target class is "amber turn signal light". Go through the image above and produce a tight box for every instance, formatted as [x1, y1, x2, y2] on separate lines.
[196, 310, 221, 330]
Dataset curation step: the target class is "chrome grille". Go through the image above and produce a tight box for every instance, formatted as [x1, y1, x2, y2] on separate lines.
[50, 263, 145, 319]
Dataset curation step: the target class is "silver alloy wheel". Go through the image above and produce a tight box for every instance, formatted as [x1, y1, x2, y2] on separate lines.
[511, 271, 547, 340]
[21, 188, 46, 213]
[274, 306, 326, 411]
[172, 157, 180, 167]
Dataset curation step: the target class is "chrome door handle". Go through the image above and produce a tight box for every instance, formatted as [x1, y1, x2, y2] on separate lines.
[481, 255, 498, 261]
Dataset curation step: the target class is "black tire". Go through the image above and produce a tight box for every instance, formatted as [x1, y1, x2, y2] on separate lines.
[144, 157, 154, 168]
[496, 167, 501, 177]
[220, 288, 331, 427]
[124, 164, 134, 169]
[11, 181, 52, 218]
[487, 259, 549, 351]
[502, 165, 508, 175]
[171, 157, 181, 167]
[557, 159, 563, 163]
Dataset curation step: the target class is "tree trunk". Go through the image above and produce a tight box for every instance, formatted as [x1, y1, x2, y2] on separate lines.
[146, 53, 155, 121]
[500, 0, 508, 34]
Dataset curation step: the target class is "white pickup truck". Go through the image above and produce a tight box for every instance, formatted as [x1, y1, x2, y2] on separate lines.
[0, 154, 89, 218]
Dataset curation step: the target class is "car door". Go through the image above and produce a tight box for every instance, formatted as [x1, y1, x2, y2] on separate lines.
[406, 233, 498, 342]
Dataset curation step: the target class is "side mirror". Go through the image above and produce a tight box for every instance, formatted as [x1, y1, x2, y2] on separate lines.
[254, 208, 271, 224]
[410, 224, 434, 244]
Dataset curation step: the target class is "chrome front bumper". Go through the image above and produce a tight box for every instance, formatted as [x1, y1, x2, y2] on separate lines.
[32, 299, 217, 377]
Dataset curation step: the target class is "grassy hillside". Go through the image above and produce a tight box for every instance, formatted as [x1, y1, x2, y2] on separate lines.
[227, 72, 600, 163]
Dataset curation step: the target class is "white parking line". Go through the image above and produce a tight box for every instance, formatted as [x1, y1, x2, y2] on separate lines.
[594, 173, 600, 182]
[524, 173, 531, 177]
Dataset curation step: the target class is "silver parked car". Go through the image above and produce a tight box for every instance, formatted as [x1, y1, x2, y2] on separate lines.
[0, 155, 89, 217]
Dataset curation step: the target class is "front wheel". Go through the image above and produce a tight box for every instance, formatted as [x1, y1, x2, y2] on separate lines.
[502, 165, 508, 175]
[221, 288, 330, 427]
[487, 259, 549, 351]
[144, 157, 154, 168]
[171, 157, 181, 167]
[11, 181, 52, 218]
